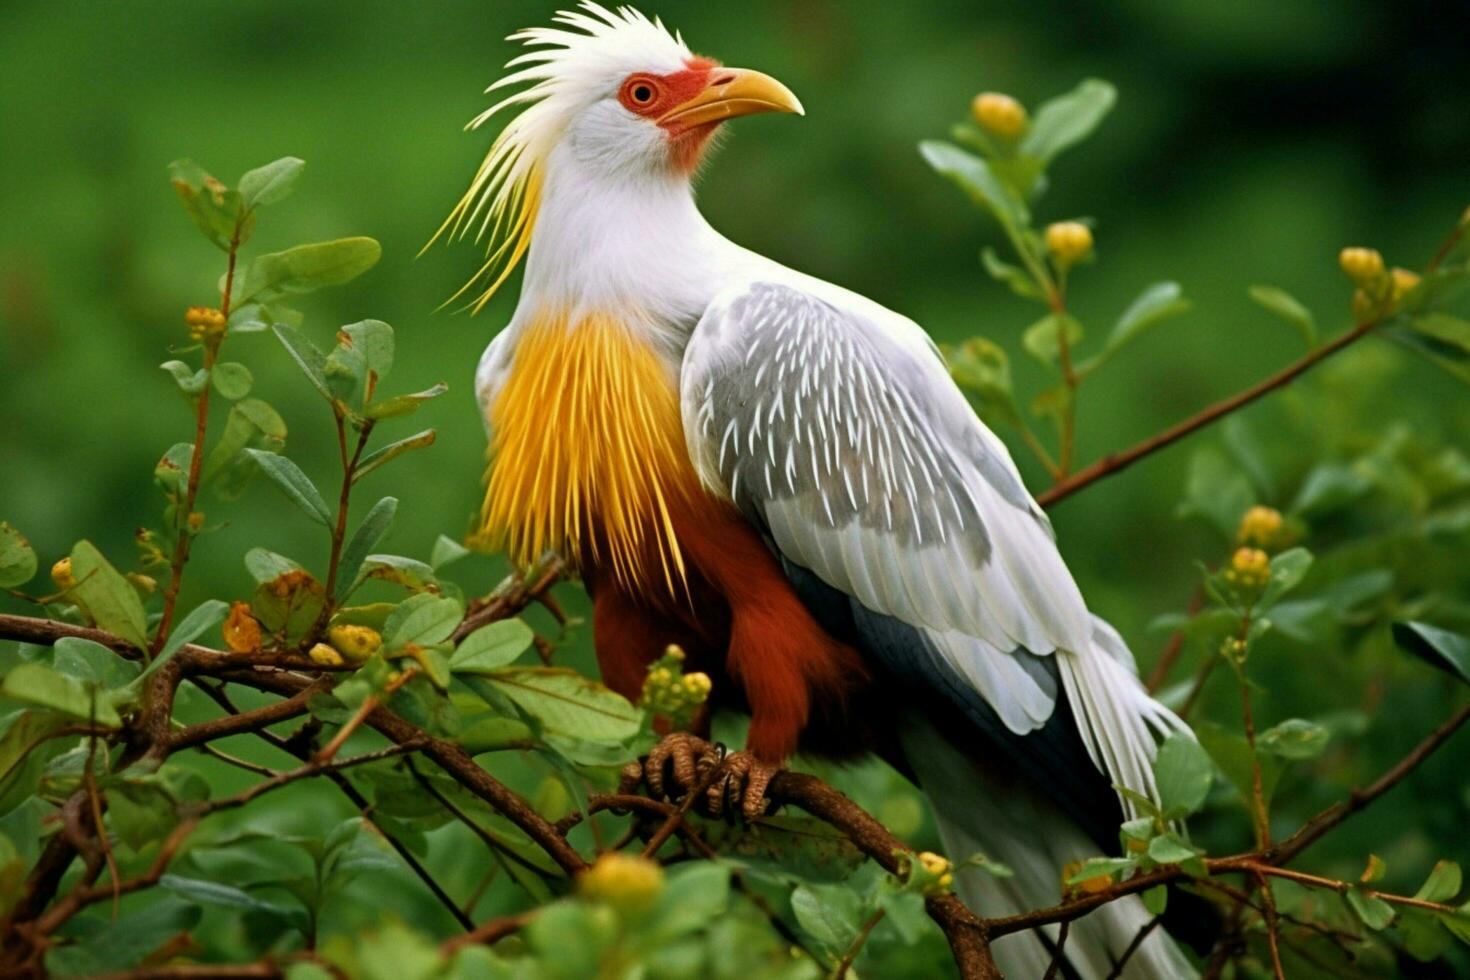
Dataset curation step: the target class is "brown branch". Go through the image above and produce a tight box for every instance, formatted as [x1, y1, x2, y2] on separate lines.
[1103, 916, 1160, 980]
[441, 910, 536, 954]
[452, 557, 566, 643]
[189, 681, 475, 932]
[1270, 701, 1470, 863]
[1254, 870, 1287, 980]
[153, 219, 242, 656]
[1036, 315, 1384, 508]
[1040, 918, 1070, 980]
[169, 678, 328, 749]
[91, 965, 282, 980]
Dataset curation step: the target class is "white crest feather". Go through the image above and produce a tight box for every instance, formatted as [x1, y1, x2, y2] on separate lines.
[426, 3, 691, 312]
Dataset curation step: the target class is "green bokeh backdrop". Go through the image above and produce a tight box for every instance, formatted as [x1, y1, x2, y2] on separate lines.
[2, 0, 1468, 970]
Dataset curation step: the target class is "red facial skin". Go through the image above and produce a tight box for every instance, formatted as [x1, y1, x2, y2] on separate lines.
[618, 57, 735, 172]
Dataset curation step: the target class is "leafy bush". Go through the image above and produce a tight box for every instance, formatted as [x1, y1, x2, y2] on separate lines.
[1, 79, 1469, 979]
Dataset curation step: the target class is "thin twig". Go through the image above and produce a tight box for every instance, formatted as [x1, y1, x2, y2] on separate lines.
[834, 906, 887, 979]
[1102, 916, 1160, 980]
[1254, 870, 1287, 980]
[1040, 918, 1070, 980]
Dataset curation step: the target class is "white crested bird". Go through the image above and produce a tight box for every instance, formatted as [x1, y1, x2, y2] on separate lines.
[431, 5, 1199, 976]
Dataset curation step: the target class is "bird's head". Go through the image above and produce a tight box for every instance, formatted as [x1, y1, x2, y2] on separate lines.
[428, 3, 803, 311]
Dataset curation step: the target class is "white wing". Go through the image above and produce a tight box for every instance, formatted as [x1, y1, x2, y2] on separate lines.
[681, 276, 1185, 813]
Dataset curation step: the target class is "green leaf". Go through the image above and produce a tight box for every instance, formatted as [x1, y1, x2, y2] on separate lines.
[1415, 861, 1463, 903]
[1143, 884, 1169, 916]
[238, 156, 305, 210]
[235, 237, 382, 305]
[160, 360, 208, 397]
[364, 383, 449, 421]
[919, 140, 1030, 231]
[70, 540, 149, 650]
[1019, 79, 1117, 164]
[430, 535, 471, 571]
[451, 620, 534, 674]
[1392, 622, 1470, 686]
[1346, 887, 1395, 930]
[204, 398, 287, 496]
[456, 715, 534, 754]
[476, 668, 641, 743]
[0, 522, 37, 588]
[252, 571, 327, 644]
[790, 883, 862, 953]
[1147, 832, 1201, 865]
[1175, 447, 1254, 539]
[143, 599, 229, 680]
[1195, 721, 1285, 814]
[359, 554, 439, 593]
[2, 663, 120, 727]
[245, 450, 333, 527]
[211, 361, 253, 400]
[1290, 462, 1372, 517]
[336, 497, 397, 602]
[943, 338, 1019, 427]
[980, 246, 1043, 299]
[1065, 857, 1135, 884]
[1022, 312, 1084, 366]
[0, 711, 74, 815]
[159, 873, 308, 931]
[44, 896, 202, 976]
[1248, 285, 1316, 346]
[1103, 281, 1189, 357]
[1152, 733, 1213, 816]
[167, 159, 244, 250]
[353, 430, 437, 483]
[383, 593, 462, 651]
[1385, 320, 1470, 385]
[328, 320, 395, 404]
[1258, 718, 1330, 761]
[244, 547, 303, 583]
[1260, 547, 1313, 608]
[271, 324, 335, 403]
[651, 862, 731, 941]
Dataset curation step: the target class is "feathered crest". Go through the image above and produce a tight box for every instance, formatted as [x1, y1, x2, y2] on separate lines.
[426, 3, 691, 313]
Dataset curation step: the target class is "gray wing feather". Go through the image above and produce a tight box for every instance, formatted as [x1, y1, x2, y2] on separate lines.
[682, 279, 1187, 809]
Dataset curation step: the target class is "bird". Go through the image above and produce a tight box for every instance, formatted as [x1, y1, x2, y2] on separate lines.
[430, 5, 1198, 976]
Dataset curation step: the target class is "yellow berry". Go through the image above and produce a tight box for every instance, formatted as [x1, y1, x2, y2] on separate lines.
[682, 672, 712, 697]
[1227, 547, 1271, 591]
[50, 557, 76, 590]
[971, 92, 1028, 138]
[1390, 267, 1421, 300]
[126, 572, 157, 596]
[918, 851, 951, 876]
[327, 624, 382, 663]
[1338, 247, 1384, 284]
[186, 511, 205, 533]
[578, 852, 664, 910]
[1236, 506, 1284, 549]
[938, 872, 954, 890]
[1046, 221, 1094, 264]
[308, 642, 345, 667]
[664, 644, 686, 662]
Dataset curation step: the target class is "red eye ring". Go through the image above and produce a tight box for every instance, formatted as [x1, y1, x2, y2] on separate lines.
[619, 75, 663, 113]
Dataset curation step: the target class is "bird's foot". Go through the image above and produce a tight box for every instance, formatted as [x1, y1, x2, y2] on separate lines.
[621, 732, 779, 821]
[706, 750, 778, 821]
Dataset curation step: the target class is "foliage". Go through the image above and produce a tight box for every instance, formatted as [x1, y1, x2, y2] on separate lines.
[1, 46, 1469, 980]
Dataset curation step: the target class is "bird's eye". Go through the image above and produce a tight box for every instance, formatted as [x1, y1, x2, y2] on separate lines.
[619, 75, 662, 113]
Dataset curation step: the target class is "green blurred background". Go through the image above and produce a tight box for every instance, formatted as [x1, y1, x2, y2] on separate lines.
[2, 0, 1468, 970]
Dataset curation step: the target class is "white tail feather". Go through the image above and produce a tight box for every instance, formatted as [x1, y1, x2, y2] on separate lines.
[899, 712, 1198, 979]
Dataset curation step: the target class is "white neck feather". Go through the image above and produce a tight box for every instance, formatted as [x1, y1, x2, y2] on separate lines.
[515, 139, 748, 349]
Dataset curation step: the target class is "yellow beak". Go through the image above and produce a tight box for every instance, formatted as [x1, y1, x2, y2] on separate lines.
[658, 68, 804, 129]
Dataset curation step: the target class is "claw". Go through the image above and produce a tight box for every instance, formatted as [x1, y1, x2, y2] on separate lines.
[708, 751, 778, 821]
[638, 732, 720, 802]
